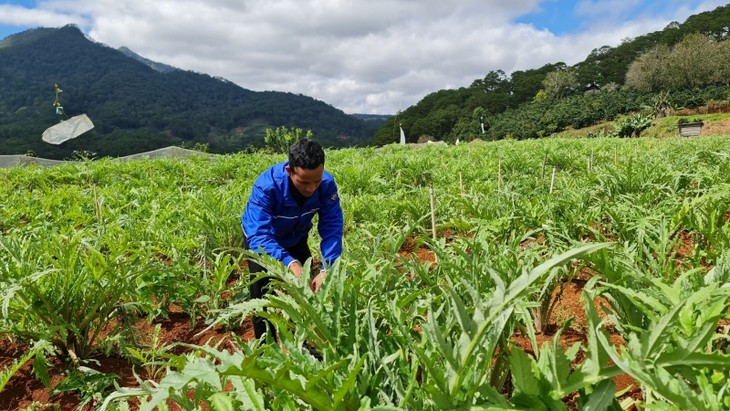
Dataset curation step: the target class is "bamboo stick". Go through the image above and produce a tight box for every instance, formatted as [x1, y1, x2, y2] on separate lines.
[550, 166, 556, 194]
[429, 184, 437, 240]
[498, 159, 502, 191]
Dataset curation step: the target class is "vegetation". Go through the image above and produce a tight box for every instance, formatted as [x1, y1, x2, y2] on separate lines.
[372, 5, 730, 145]
[0, 26, 378, 159]
[625, 33, 730, 91]
[264, 126, 313, 153]
[4, 5, 730, 408]
[3, 6, 729, 157]
[1, 135, 729, 408]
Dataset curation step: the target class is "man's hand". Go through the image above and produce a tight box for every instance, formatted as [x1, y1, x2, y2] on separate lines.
[310, 271, 326, 292]
[289, 261, 303, 278]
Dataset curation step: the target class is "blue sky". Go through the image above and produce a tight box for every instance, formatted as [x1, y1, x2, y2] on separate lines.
[0, 0, 726, 113]
[515, 0, 722, 34]
[515, 0, 582, 34]
[0, 0, 39, 39]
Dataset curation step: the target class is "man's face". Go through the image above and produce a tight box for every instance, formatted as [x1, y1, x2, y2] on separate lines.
[286, 164, 324, 197]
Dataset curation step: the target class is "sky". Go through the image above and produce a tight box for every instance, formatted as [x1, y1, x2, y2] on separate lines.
[0, 0, 726, 114]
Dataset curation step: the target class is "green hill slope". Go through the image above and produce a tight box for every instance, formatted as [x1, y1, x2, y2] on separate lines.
[372, 4, 730, 145]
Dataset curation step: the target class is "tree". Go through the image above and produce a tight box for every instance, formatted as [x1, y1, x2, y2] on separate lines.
[714, 40, 730, 86]
[510, 63, 561, 103]
[625, 33, 727, 92]
[575, 45, 613, 85]
[541, 68, 578, 99]
[624, 45, 672, 91]
[470, 70, 509, 93]
[668, 33, 717, 89]
[264, 127, 312, 153]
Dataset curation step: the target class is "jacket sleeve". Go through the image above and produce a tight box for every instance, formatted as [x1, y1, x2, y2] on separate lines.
[242, 184, 297, 268]
[317, 181, 344, 270]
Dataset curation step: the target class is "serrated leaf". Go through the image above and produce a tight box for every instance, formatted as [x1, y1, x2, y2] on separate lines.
[510, 347, 540, 396]
[209, 392, 235, 411]
[582, 379, 617, 411]
[33, 351, 51, 388]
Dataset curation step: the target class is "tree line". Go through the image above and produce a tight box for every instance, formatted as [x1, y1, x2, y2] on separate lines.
[371, 4, 730, 145]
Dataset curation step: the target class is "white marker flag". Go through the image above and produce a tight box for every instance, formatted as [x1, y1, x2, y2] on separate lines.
[42, 114, 94, 145]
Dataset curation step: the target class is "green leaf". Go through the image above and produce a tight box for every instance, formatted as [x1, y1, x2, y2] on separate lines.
[32, 350, 51, 388]
[209, 392, 235, 411]
[582, 379, 618, 411]
[509, 347, 540, 396]
[510, 392, 549, 410]
[333, 354, 366, 408]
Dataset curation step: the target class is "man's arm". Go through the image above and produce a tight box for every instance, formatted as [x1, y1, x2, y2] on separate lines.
[310, 184, 342, 292]
[317, 181, 344, 270]
[242, 184, 298, 269]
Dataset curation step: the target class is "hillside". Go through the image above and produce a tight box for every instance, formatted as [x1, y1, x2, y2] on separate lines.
[0, 25, 377, 159]
[372, 4, 730, 145]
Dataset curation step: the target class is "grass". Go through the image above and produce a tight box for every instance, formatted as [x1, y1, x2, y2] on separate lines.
[552, 111, 730, 139]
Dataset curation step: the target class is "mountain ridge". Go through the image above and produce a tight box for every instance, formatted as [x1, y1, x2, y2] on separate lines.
[0, 25, 377, 159]
[117, 46, 178, 74]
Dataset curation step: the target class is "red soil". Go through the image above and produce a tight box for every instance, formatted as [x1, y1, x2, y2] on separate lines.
[0, 233, 668, 409]
[0, 307, 255, 410]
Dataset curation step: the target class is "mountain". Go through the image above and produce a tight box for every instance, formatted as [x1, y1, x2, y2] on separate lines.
[0, 25, 378, 159]
[349, 113, 392, 128]
[117, 47, 177, 74]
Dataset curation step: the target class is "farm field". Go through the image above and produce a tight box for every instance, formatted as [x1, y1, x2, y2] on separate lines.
[1, 136, 730, 410]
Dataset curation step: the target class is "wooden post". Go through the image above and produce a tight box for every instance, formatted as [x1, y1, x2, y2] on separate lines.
[541, 153, 548, 179]
[93, 184, 101, 220]
[429, 184, 437, 240]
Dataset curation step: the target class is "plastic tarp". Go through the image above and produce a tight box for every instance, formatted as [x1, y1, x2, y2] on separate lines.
[117, 146, 212, 160]
[0, 147, 215, 168]
[42, 114, 95, 144]
[0, 155, 67, 168]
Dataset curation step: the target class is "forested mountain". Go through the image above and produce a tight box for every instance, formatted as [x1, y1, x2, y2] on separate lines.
[372, 4, 730, 145]
[0, 25, 377, 159]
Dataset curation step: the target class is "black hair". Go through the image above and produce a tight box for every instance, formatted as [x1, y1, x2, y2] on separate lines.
[288, 139, 325, 169]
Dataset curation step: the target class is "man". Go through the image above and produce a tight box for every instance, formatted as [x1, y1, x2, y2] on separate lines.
[241, 139, 343, 339]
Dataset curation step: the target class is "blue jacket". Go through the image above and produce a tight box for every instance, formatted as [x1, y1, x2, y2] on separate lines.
[241, 161, 343, 269]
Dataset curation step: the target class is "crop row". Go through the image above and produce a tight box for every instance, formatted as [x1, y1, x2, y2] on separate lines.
[1, 136, 729, 409]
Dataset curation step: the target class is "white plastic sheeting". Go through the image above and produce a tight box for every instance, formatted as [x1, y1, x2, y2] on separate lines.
[0, 155, 67, 168]
[42, 114, 95, 144]
[117, 146, 212, 161]
[0, 146, 214, 168]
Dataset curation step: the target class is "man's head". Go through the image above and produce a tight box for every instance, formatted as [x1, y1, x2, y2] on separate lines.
[286, 140, 325, 198]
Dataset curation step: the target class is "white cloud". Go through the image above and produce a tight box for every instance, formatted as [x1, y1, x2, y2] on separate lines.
[0, 0, 725, 114]
[0, 4, 85, 27]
